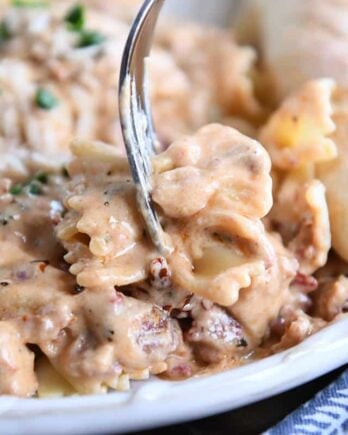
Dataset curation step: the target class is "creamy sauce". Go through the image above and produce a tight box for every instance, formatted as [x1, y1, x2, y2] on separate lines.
[53, 123, 299, 391]
[0, 0, 343, 398]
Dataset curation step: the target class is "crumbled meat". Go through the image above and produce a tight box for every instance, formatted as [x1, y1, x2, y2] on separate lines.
[186, 303, 247, 364]
[312, 275, 348, 321]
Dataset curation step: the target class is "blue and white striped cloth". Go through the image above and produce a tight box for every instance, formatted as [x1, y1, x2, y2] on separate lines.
[266, 370, 348, 435]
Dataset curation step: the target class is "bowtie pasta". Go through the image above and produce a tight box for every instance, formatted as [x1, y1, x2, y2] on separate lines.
[0, 0, 347, 397]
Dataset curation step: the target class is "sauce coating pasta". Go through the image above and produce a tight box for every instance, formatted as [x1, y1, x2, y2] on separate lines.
[0, 0, 346, 397]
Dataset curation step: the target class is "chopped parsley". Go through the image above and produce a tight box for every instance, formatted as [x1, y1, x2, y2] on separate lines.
[77, 30, 105, 48]
[64, 3, 105, 50]
[36, 172, 49, 184]
[12, 0, 48, 7]
[10, 183, 23, 195]
[35, 87, 59, 110]
[65, 4, 85, 32]
[28, 181, 42, 195]
[0, 21, 11, 45]
[10, 172, 51, 196]
[62, 166, 70, 178]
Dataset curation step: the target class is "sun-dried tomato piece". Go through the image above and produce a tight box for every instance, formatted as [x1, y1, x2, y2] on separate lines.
[292, 272, 318, 293]
[149, 257, 172, 289]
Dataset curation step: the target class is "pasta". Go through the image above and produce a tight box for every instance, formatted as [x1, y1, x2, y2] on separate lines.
[0, 0, 347, 397]
[317, 88, 348, 262]
[270, 176, 331, 275]
[0, 0, 259, 179]
[259, 79, 337, 170]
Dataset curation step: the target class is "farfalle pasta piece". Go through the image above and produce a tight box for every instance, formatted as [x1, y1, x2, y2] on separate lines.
[167, 210, 273, 307]
[259, 79, 337, 170]
[229, 232, 298, 343]
[153, 124, 273, 219]
[317, 88, 348, 262]
[36, 356, 76, 398]
[270, 176, 331, 274]
[59, 187, 155, 287]
[57, 140, 157, 288]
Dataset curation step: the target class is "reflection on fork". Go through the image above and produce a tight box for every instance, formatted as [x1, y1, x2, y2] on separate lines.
[119, 0, 172, 256]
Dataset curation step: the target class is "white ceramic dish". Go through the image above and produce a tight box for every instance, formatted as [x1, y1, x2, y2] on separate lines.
[0, 2, 347, 434]
[0, 317, 347, 435]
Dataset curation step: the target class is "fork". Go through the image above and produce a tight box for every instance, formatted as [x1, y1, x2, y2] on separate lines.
[118, 0, 171, 256]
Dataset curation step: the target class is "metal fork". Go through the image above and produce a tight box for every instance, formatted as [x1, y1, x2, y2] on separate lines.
[118, 0, 171, 256]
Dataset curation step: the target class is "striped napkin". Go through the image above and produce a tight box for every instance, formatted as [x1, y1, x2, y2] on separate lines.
[265, 370, 348, 435]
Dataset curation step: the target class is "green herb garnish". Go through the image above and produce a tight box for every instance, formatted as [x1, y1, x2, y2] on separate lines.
[28, 181, 42, 195]
[10, 172, 50, 196]
[35, 172, 49, 184]
[35, 88, 58, 110]
[65, 4, 85, 32]
[0, 21, 11, 45]
[10, 184, 23, 195]
[12, 0, 48, 8]
[62, 166, 69, 178]
[77, 30, 105, 48]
